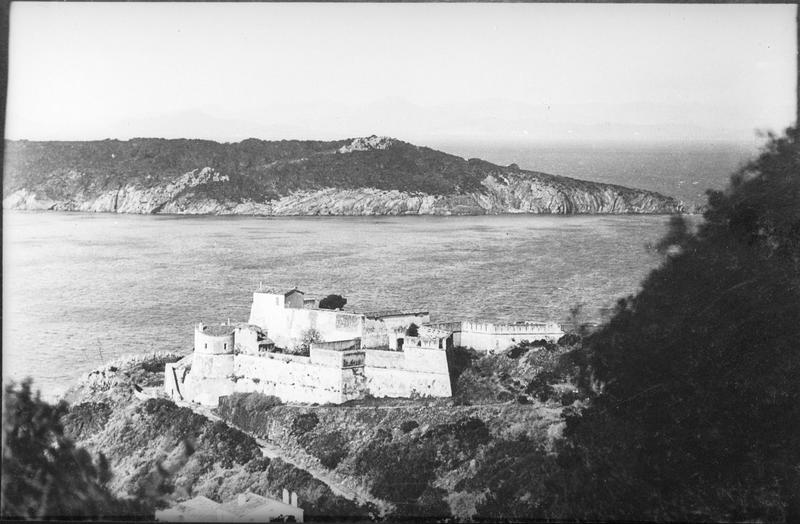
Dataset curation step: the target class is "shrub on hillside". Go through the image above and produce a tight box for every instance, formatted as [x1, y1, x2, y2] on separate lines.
[64, 402, 112, 441]
[429, 417, 491, 450]
[291, 412, 319, 436]
[557, 333, 582, 346]
[1, 380, 152, 519]
[140, 398, 207, 444]
[354, 439, 438, 506]
[228, 392, 283, 413]
[244, 456, 272, 473]
[258, 458, 373, 518]
[204, 421, 260, 469]
[446, 346, 481, 395]
[139, 353, 183, 373]
[217, 393, 282, 433]
[400, 420, 419, 433]
[300, 430, 349, 470]
[456, 439, 560, 520]
[406, 486, 450, 518]
[552, 128, 800, 521]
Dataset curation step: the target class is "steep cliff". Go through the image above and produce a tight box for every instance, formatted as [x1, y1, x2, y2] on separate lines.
[3, 136, 686, 215]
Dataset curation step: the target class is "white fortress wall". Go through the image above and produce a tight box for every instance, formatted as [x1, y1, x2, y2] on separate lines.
[363, 318, 392, 349]
[427, 320, 564, 352]
[363, 367, 451, 398]
[192, 352, 235, 378]
[233, 353, 358, 404]
[308, 347, 345, 367]
[233, 325, 260, 354]
[177, 346, 451, 405]
[341, 367, 367, 399]
[363, 349, 405, 369]
[362, 347, 451, 398]
[401, 346, 450, 374]
[182, 352, 236, 406]
[248, 292, 364, 349]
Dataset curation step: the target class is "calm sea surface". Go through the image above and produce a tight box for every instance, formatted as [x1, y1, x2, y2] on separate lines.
[432, 141, 759, 208]
[3, 211, 682, 400]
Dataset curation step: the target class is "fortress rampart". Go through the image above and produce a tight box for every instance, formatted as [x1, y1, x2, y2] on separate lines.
[169, 312, 451, 406]
[169, 343, 450, 406]
[167, 285, 562, 406]
[426, 320, 564, 352]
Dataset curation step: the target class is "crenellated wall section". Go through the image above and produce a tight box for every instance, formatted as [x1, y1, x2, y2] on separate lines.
[426, 320, 564, 352]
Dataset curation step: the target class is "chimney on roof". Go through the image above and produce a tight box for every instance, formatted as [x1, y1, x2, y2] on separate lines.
[237, 493, 247, 506]
[291, 492, 298, 507]
[282, 488, 290, 505]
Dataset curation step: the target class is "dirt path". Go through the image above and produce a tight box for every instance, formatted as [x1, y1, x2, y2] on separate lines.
[161, 393, 392, 516]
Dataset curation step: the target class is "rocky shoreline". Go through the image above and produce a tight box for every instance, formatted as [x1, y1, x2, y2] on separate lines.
[3, 137, 690, 216]
[4, 176, 688, 216]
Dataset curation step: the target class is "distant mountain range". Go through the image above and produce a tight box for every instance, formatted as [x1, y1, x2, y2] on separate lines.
[2, 136, 688, 215]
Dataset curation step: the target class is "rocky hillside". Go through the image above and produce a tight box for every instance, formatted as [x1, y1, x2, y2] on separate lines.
[3, 136, 687, 215]
[61, 353, 376, 519]
[55, 337, 586, 520]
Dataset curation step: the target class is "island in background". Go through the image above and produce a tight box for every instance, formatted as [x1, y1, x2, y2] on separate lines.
[3, 135, 689, 215]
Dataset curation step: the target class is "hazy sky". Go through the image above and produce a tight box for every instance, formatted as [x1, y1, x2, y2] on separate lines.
[5, 2, 797, 144]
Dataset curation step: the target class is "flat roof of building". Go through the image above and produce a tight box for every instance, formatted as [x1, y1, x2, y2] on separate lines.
[200, 324, 236, 336]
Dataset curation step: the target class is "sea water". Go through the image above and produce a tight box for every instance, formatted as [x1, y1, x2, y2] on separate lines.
[432, 140, 758, 209]
[3, 210, 683, 400]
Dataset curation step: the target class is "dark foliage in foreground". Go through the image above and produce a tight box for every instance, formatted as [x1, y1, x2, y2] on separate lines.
[1, 380, 150, 520]
[554, 128, 800, 521]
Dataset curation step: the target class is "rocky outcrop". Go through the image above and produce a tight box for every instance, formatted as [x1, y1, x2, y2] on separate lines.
[3, 176, 684, 216]
[337, 135, 397, 154]
[3, 137, 688, 215]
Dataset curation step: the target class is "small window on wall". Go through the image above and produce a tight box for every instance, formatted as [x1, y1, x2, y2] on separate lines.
[224, 343, 228, 350]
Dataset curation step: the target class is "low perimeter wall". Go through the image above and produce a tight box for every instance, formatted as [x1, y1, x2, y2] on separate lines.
[428, 321, 564, 352]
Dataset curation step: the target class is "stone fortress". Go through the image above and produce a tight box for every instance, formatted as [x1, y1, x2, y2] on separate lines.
[165, 286, 565, 406]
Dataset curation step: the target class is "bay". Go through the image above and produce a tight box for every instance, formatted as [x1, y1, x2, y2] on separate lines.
[3, 211, 676, 400]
